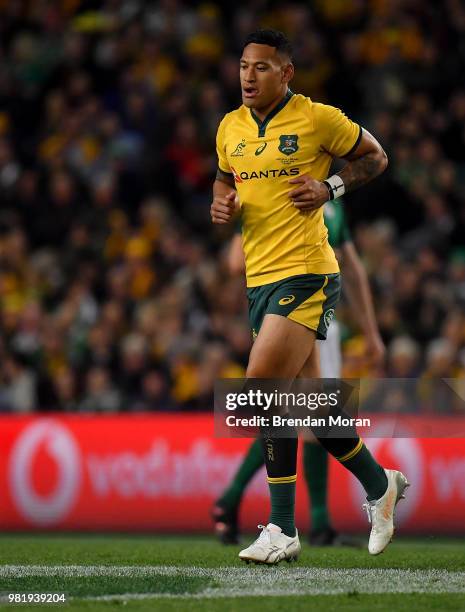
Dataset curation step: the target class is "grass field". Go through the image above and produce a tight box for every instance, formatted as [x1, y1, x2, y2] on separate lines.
[0, 534, 464, 611]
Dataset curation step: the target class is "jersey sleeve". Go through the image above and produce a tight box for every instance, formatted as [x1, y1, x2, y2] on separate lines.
[216, 116, 231, 174]
[313, 103, 362, 158]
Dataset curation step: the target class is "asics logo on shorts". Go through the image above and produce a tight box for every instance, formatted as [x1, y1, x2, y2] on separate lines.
[278, 295, 295, 306]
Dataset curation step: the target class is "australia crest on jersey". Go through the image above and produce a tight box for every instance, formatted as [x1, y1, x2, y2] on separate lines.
[278, 134, 299, 156]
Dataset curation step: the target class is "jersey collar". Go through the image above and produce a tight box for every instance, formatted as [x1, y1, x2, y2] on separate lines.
[250, 89, 294, 137]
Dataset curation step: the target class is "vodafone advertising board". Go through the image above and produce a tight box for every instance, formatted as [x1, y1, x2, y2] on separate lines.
[1, 415, 464, 532]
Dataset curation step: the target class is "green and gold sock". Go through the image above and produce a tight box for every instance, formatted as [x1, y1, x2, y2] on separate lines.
[268, 475, 296, 537]
[261, 433, 298, 537]
[337, 439, 388, 501]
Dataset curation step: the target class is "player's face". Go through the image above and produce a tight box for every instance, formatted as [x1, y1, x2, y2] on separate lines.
[240, 44, 293, 111]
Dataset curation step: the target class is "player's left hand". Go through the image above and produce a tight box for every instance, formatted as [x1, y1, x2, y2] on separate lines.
[288, 174, 329, 212]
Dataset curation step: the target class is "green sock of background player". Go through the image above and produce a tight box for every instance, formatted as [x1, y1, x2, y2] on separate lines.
[303, 442, 330, 532]
[217, 439, 264, 511]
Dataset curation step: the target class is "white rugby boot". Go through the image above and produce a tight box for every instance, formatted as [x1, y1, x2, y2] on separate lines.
[363, 469, 410, 555]
[238, 523, 301, 565]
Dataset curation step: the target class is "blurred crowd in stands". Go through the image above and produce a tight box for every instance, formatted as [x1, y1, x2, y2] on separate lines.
[0, 0, 464, 413]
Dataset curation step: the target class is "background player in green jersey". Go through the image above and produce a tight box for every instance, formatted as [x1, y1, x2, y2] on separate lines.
[212, 199, 386, 546]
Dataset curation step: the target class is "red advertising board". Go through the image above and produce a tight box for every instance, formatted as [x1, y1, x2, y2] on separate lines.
[1, 414, 464, 533]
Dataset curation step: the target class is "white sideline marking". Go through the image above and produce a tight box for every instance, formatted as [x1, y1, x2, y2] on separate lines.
[1, 565, 465, 599]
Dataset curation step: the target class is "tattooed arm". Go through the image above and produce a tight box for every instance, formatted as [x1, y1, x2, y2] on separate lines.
[289, 129, 388, 212]
[337, 128, 388, 192]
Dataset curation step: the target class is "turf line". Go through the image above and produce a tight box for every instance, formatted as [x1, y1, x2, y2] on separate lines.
[1, 566, 465, 599]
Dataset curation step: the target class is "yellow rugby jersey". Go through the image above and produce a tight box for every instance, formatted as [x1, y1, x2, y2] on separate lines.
[216, 90, 361, 287]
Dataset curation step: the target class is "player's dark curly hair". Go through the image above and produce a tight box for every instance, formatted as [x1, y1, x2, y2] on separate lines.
[243, 29, 293, 60]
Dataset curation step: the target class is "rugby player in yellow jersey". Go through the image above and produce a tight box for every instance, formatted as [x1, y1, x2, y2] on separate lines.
[212, 200, 386, 548]
[211, 30, 409, 564]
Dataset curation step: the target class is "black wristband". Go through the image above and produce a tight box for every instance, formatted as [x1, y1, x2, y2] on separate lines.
[323, 180, 334, 200]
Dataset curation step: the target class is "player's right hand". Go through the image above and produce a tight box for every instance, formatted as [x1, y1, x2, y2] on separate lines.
[210, 191, 239, 224]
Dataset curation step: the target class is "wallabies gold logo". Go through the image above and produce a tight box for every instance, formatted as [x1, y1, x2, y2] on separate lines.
[278, 134, 299, 156]
[324, 308, 335, 329]
[231, 139, 246, 156]
[279, 295, 295, 306]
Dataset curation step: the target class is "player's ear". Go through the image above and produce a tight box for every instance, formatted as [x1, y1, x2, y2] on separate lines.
[282, 62, 294, 84]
